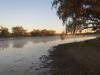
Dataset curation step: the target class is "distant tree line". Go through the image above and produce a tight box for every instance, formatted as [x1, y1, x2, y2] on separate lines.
[0, 26, 56, 37]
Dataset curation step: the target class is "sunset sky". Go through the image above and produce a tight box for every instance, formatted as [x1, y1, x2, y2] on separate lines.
[0, 0, 64, 33]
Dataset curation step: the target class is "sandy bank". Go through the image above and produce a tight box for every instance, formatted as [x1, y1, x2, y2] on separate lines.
[47, 37, 100, 75]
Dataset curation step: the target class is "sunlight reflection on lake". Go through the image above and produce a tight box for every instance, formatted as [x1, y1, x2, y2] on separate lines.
[0, 36, 96, 75]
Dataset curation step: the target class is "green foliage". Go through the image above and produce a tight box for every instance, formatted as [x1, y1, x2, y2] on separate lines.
[52, 0, 100, 34]
[30, 29, 41, 36]
[0, 26, 56, 38]
[12, 26, 27, 37]
[0, 27, 10, 37]
[31, 29, 56, 36]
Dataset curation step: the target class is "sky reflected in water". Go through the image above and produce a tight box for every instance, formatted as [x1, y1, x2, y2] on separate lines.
[0, 36, 96, 75]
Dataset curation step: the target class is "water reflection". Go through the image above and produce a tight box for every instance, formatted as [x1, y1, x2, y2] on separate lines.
[0, 36, 97, 75]
[0, 40, 10, 50]
[0, 36, 59, 50]
[12, 40, 27, 48]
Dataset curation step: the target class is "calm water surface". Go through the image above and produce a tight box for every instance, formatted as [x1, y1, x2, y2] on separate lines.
[0, 36, 96, 75]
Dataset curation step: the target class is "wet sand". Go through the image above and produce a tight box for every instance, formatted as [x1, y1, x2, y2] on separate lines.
[43, 37, 100, 75]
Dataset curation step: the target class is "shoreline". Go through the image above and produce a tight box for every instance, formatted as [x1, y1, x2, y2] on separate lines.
[47, 37, 100, 75]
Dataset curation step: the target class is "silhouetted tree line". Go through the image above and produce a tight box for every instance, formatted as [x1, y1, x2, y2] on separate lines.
[0, 26, 56, 37]
[30, 29, 56, 36]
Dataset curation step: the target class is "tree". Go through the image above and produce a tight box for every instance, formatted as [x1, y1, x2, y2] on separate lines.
[52, 0, 100, 34]
[30, 29, 56, 36]
[30, 29, 41, 36]
[41, 29, 55, 36]
[12, 26, 27, 37]
[0, 26, 10, 37]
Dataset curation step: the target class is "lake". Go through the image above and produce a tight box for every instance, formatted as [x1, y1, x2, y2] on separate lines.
[0, 36, 96, 75]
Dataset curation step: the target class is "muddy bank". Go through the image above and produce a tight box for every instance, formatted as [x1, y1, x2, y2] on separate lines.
[40, 37, 100, 75]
